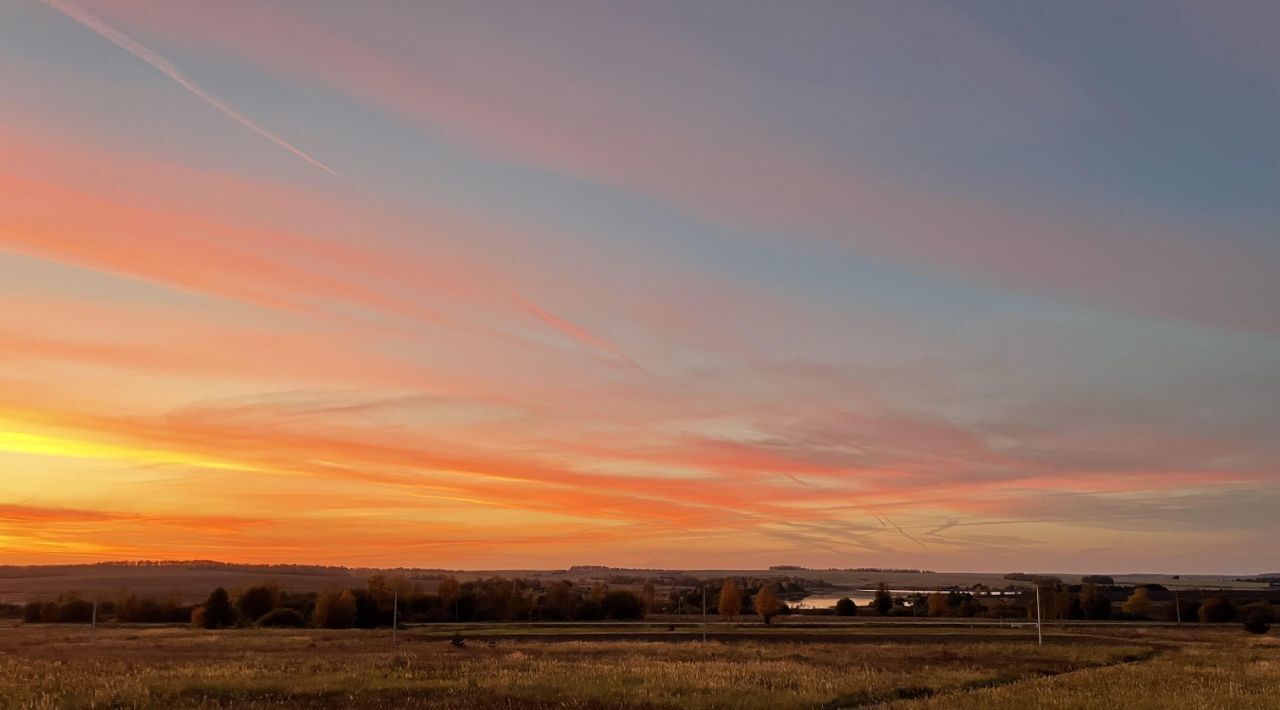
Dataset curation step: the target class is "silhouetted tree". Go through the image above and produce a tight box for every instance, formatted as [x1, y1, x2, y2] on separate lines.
[872, 583, 893, 616]
[237, 585, 277, 624]
[754, 585, 781, 624]
[1080, 584, 1112, 620]
[926, 593, 950, 617]
[1166, 598, 1200, 623]
[349, 589, 381, 628]
[196, 588, 237, 629]
[719, 579, 742, 620]
[602, 590, 645, 620]
[834, 597, 857, 617]
[1030, 580, 1073, 620]
[641, 581, 657, 614]
[538, 580, 578, 621]
[574, 599, 605, 621]
[1122, 588, 1151, 619]
[313, 589, 357, 629]
[437, 577, 460, 605]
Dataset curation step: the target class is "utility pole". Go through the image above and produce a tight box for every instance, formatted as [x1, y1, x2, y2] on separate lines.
[393, 590, 399, 645]
[701, 584, 707, 643]
[1174, 589, 1181, 627]
[91, 599, 97, 643]
[1035, 585, 1043, 646]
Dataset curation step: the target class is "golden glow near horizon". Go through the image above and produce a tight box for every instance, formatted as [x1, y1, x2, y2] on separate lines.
[1, 1, 1277, 572]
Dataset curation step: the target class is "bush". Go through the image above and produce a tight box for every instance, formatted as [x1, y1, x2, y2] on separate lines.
[238, 585, 278, 624]
[56, 598, 95, 623]
[21, 597, 94, 624]
[257, 608, 306, 628]
[834, 597, 857, 616]
[115, 593, 190, 623]
[1242, 603, 1273, 635]
[1198, 597, 1237, 624]
[602, 590, 645, 620]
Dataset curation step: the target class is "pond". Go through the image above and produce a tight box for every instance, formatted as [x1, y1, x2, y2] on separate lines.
[794, 590, 1018, 609]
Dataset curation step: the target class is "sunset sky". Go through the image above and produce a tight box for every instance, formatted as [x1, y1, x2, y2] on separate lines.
[2, 1, 1277, 573]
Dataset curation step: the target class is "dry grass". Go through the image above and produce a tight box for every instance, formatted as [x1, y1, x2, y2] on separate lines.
[901, 629, 1280, 709]
[0, 623, 1269, 708]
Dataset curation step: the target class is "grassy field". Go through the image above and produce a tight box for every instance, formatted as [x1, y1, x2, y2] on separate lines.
[0, 623, 1274, 709]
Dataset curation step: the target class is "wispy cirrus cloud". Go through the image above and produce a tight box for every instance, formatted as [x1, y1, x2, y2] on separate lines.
[2, 1, 1277, 572]
[38, 0, 351, 184]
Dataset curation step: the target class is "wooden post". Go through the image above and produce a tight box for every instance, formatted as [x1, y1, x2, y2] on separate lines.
[1035, 585, 1043, 646]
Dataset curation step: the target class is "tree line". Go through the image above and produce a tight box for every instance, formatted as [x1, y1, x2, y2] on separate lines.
[12, 575, 801, 628]
[14, 576, 1275, 634]
[820, 581, 1274, 633]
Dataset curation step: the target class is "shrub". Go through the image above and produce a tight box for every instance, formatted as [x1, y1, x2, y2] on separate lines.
[602, 590, 645, 620]
[834, 598, 857, 616]
[237, 585, 278, 624]
[1242, 603, 1273, 635]
[115, 593, 190, 623]
[56, 598, 95, 623]
[1198, 596, 1237, 624]
[257, 608, 306, 628]
[21, 597, 95, 624]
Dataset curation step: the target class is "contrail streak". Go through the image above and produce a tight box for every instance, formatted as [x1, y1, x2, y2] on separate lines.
[40, 0, 634, 370]
[40, 0, 349, 183]
[517, 296, 645, 374]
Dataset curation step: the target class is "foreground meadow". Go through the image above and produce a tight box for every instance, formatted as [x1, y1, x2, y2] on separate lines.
[0, 623, 1273, 708]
